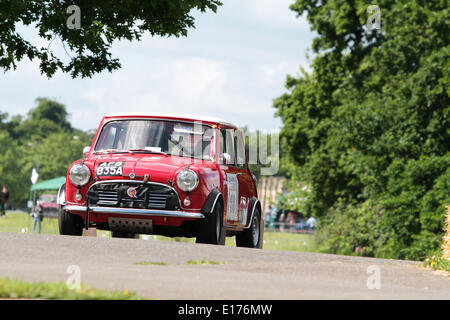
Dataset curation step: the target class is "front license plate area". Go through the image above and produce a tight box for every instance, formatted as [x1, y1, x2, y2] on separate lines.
[108, 217, 153, 235]
[96, 162, 125, 177]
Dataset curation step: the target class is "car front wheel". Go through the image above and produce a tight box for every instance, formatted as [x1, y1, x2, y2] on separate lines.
[58, 206, 83, 236]
[196, 202, 225, 245]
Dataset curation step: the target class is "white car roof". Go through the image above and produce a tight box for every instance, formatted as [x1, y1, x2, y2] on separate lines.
[105, 112, 237, 128]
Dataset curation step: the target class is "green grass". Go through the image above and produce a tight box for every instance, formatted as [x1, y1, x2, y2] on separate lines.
[0, 211, 110, 237]
[185, 260, 223, 265]
[1, 211, 316, 253]
[0, 277, 142, 300]
[262, 231, 314, 252]
[151, 231, 315, 252]
[134, 261, 168, 266]
[0, 211, 59, 234]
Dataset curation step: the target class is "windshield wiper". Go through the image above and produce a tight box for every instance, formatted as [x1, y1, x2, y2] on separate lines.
[94, 149, 168, 156]
[93, 149, 121, 155]
[126, 149, 168, 156]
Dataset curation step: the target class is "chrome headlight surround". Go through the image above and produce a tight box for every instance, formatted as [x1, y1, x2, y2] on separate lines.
[176, 169, 199, 192]
[69, 163, 91, 187]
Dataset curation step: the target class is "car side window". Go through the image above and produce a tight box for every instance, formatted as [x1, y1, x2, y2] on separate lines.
[235, 129, 246, 169]
[220, 128, 235, 165]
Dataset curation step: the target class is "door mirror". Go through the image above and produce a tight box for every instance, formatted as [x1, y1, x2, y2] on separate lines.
[222, 153, 232, 164]
[83, 146, 91, 157]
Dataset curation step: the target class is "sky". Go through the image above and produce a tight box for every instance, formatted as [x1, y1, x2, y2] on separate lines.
[0, 0, 315, 132]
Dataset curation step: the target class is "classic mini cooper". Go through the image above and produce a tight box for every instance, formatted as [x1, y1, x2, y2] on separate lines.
[57, 113, 263, 248]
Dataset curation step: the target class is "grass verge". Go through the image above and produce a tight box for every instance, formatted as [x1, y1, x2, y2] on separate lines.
[0, 277, 141, 300]
[149, 231, 315, 252]
[0, 211, 59, 234]
[0, 211, 110, 237]
[423, 255, 450, 273]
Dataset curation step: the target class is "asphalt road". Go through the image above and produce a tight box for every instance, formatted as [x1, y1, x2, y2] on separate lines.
[0, 232, 449, 299]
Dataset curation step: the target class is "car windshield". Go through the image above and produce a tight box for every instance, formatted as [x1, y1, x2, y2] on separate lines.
[94, 120, 215, 161]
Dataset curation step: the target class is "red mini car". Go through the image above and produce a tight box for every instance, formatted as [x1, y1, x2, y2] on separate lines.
[58, 113, 263, 248]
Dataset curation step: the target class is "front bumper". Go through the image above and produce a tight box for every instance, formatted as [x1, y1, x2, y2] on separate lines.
[64, 205, 205, 219]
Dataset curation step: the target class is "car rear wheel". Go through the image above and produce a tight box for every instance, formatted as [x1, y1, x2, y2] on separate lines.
[58, 206, 83, 236]
[196, 201, 225, 245]
[236, 208, 263, 249]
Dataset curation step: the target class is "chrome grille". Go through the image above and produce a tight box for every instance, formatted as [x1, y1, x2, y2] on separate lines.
[98, 190, 119, 205]
[89, 181, 179, 211]
[148, 194, 168, 208]
[96, 189, 169, 208]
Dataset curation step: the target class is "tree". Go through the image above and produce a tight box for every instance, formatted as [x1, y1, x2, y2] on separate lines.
[0, 130, 25, 206]
[0, 0, 222, 78]
[38, 131, 85, 181]
[0, 98, 93, 206]
[28, 98, 71, 130]
[275, 0, 449, 260]
[11, 98, 73, 142]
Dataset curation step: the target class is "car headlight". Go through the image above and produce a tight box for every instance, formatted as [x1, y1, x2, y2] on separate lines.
[176, 169, 199, 192]
[69, 163, 91, 187]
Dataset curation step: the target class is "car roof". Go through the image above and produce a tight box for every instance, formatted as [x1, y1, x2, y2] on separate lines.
[105, 112, 237, 128]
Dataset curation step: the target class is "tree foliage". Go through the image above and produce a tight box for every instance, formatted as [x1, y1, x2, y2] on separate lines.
[0, 0, 222, 78]
[0, 98, 91, 206]
[274, 0, 449, 260]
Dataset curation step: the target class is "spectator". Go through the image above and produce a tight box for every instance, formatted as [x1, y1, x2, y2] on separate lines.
[298, 220, 305, 230]
[0, 185, 8, 216]
[306, 216, 317, 230]
[288, 211, 297, 228]
[279, 212, 286, 232]
[33, 201, 44, 234]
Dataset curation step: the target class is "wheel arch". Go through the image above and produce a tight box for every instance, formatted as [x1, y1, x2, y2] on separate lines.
[57, 183, 66, 206]
[201, 188, 223, 215]
[245, 197, 261, 229]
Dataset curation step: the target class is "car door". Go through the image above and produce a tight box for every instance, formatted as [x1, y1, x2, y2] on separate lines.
[219, 127, 253, 227]
[234, 129, 254, 227]
[219, 127, 239, 225]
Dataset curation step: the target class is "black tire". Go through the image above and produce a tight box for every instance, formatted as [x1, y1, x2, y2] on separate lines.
[196, 201, 225, 245]
[236, 208, 263, 249]
[111, 231, 139, 239]
[58, 206, 83, 236]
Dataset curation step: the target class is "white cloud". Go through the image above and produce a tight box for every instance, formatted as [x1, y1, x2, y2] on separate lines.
[258, 63, 292, 85]
[73, 57, 230, 128]
[168, 58, 229, 103]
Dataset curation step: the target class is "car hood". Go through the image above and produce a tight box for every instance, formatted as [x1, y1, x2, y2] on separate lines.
[89, 153, 211, 184]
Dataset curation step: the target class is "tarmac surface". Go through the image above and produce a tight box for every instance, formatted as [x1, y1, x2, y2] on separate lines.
[0, 232, 449, 299]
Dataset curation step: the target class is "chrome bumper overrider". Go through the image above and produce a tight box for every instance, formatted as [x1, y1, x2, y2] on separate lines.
[64, 205, 204, 219]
